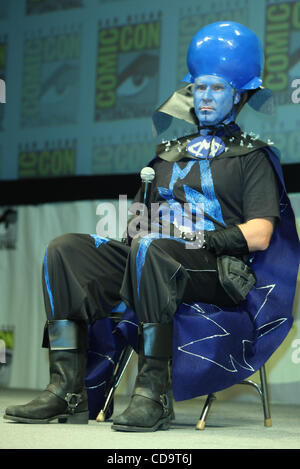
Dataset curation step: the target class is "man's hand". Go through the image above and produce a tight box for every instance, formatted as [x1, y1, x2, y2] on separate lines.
[204, 225, 248, 257]
[204, 217, 275, 257]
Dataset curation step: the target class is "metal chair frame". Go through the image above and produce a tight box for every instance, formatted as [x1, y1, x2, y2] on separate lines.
[95, 312, 134, 422]
[96, 340, 134, 422]
[96, 338, 272, 430]
[196, 364, 272, 430]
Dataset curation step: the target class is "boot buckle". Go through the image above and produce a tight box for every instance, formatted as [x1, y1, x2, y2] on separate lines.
[65, 393, 82, 414]
[160, 394, 169, 416]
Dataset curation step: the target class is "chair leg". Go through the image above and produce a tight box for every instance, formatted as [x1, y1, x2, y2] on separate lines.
[240, 364, 272, 427]
[195, 393, 216, 430]
[96, 345, 133, 422]
[195, 365, 272, 430]
[259, 365, 272, 427]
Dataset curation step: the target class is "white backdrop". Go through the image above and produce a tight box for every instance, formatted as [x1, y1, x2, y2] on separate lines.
[0, 195, 299, 404]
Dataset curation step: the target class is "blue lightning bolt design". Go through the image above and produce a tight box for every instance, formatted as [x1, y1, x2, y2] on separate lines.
[158, 160, 225, 231]
[177, 304, 255, 372]
[177, 284, 287, 373]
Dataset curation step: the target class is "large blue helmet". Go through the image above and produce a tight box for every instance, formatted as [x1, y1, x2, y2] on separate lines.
[152, 21, 271, 136]
[183, 21, 264, 91]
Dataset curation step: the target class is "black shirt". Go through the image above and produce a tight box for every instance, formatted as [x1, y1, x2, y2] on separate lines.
[133, 147, 280, 231]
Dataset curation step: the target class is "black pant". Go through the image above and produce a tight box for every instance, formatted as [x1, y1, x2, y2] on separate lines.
[42, 233, 234, 325]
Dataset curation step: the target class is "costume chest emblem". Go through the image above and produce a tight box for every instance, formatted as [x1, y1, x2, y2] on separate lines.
[186, 135, 225, 159]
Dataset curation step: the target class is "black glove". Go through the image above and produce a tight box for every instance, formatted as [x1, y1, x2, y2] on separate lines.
[204, 225, 249, 257]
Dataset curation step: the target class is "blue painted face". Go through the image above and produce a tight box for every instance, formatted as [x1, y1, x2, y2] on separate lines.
[193, 75, 240, 126]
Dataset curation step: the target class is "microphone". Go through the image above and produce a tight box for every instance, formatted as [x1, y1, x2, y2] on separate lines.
[140, 167, 155, 216]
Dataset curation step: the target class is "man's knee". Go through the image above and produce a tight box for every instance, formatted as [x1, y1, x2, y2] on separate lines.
[48, 233, 76, 251]
[129, 236, 159, 262]
[45, 234, 79, 265]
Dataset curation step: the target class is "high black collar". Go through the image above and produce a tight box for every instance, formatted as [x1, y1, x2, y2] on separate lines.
[156, 124, 269, 163]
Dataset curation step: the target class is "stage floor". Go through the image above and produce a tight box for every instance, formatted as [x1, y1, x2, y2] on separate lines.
[1, 388, 300, 450]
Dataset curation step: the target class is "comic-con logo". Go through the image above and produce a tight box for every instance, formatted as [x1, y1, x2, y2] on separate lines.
[26, 0, 84, 15]
[92, 137, 155, 174]
[21, 30, 82, 127]
[265, 1, 300, 105]
[95, 15, 161, 121]
[18, 140, 77, 178]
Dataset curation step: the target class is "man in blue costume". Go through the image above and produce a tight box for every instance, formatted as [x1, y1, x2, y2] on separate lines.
[4, 22, 299, 432]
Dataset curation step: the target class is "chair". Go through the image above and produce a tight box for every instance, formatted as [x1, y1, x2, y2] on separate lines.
[196, 363, 272, 430]
[89, 299, 275, 428]
[95, 339, 272, 430]
[88, 286, 278, 429]
[85, 310, 136, 422]
[96, 342, 133, 422]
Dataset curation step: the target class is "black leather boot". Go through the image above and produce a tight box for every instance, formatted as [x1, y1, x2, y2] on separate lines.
[112, 322, 173, 432]
[4, 320, 89, 424]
